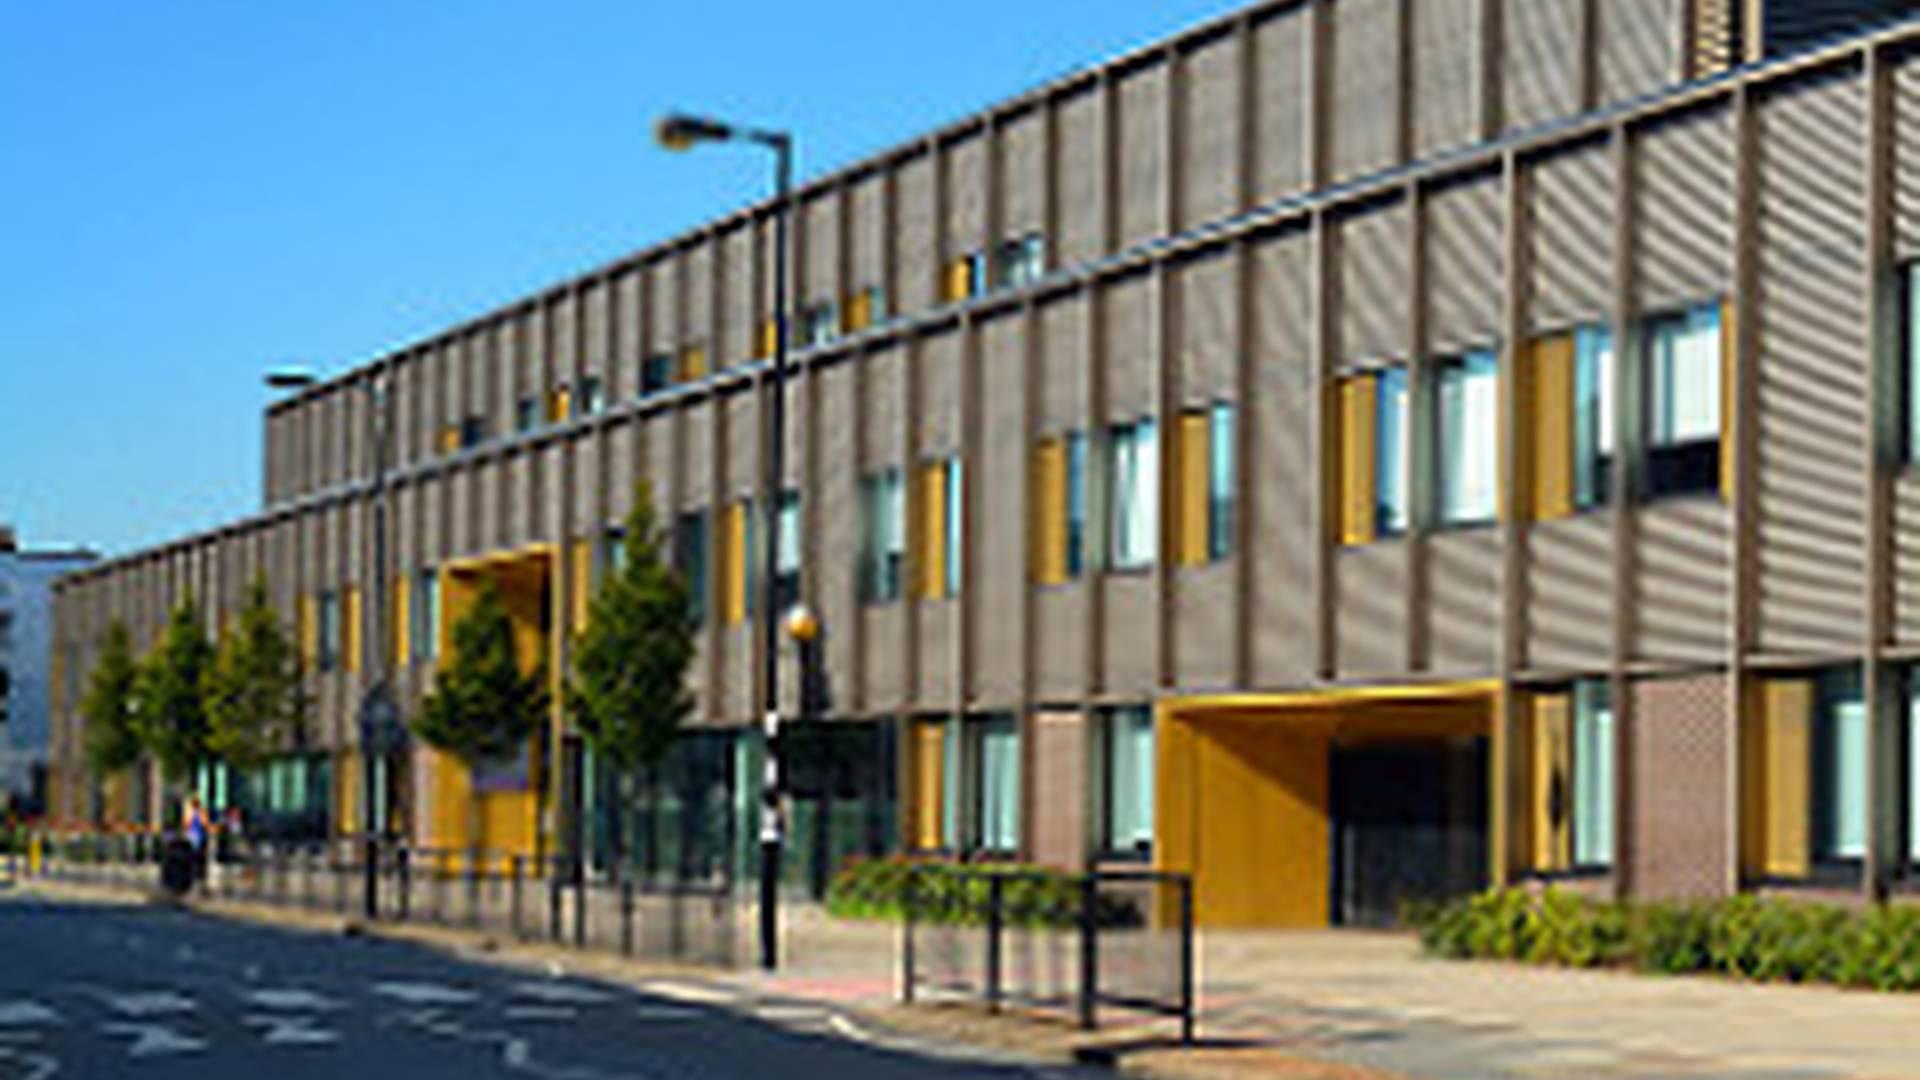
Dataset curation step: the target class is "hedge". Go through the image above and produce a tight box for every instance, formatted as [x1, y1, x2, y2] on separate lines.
[825, 857, 1143, 929]
[1412, 887, 1920, 992]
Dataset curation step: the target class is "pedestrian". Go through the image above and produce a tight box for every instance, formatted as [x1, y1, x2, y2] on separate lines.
[214, 805, 245, 895]
[183, 795, 210, 892]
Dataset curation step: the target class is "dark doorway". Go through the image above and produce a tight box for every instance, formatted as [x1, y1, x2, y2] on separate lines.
[1330, 737, 1487, 927]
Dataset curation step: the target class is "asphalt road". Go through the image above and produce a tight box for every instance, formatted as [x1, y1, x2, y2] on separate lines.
[0, 890, 1084, 1079]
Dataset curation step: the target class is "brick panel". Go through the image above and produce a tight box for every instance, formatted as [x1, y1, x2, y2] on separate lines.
[1027, 710, 1087, 870]
[1629, 674, 1732, 900]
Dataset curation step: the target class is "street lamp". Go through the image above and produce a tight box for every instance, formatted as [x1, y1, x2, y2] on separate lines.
[265, 364, 396, 922]
[657, 110, 793, 971]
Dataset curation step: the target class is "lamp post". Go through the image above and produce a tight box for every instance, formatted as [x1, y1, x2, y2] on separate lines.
[655, 111, 793, 970]
[266, 365, 395, 921]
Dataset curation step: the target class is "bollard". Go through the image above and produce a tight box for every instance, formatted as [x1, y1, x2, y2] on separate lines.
[986, 874, 1005, 1014]
[510, 855, 523, 939]
[1077, 875, 1098, 1031]
[398, 847, 412, 921]
[573, 859, 586, 949]
[467, 851, 481, 930]
[620, 872, 635, 957]
[548, 860, 562, 942]
[1179, 875, 1195, 1046]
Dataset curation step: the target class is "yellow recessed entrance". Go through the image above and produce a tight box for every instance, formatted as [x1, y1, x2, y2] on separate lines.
[1156, 682, 1496, 929]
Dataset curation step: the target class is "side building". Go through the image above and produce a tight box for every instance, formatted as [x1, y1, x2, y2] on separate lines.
[1, 528, 97, 818]
[47, 0, 1920, 923]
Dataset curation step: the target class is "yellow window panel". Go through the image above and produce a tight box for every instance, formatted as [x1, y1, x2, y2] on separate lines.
[1031, 439, 1068, 585]
[681, 345, 709, 381]
[910, 720, 946, 851]
[1531, 335, 1576, 522]
[1754, 678, 1812, 879]
[943, 257, 974, 304]
[1177, 411, 1211, 568]
[343, 587, 362, 675]
[1529, 693, 1573, 873]
[1337, 376, 1378, 546]
[759, 318, 778, 359]
[570, 539, 593, 635]
[548, 387, 572, 423]
[846, 290, 872, 333]
[721, 503, 748, 625]
[439, 425, 459, 454]
[392, 576, 411, 669]
[917, 462, 949, 600]
[1720, 300, 1737, 501]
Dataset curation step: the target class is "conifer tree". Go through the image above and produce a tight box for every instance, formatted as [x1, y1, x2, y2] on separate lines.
[205, 580, 308, 774]
[81, 619, 144, 781]
[133, 597, 215, 786]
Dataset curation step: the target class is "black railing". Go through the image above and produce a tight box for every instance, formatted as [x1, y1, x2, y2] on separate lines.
[900, 865, 1194, 1043]
[22, 831, 739, 967]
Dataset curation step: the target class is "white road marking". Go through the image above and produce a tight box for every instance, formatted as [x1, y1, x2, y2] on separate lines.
[753, 1003, 828, 1022]
[101, 991, 195, 1018]
[244, 988, 342, 1011]
[638, 980, 734, 1005]
[100, 1021, 207, 1057]
[502, 1006, 577, 1022]
[0, 1046, 59, 1080]
[372, 981, 479, 1006]
[0, 1001, 61, 1026]
[511, 981, 612, 1005]
[243, 1013, 341, 1046]
[631, 1005, 700, 1022]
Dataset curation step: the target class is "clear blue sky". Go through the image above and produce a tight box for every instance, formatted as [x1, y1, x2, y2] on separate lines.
[1, 0, 1233, 559]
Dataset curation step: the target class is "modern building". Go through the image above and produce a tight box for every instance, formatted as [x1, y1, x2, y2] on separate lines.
[1, 527, 96, 817]
[46, 0, 1920, 925]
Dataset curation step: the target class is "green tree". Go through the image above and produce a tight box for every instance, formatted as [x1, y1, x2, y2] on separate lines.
[133, 597, 216, 786]
[412, 581, 547, 852]
[205, 580, 308, 774]
[80, 619, 144, 782]
[565, 482, 699, 868]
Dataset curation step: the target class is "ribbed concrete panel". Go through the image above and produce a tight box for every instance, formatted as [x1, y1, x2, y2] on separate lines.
[1119, 61, 1171, 250]
[1181, 30, 1243, 229]
[721, 227, 754, 367]
[489, 322, 515, 432]
[684, 241, 713, 349]
[516, 308, 542, 415]
[552, 300, 578, 388]
[1526, 513, 1615, 672]
[974, 314, 1027, 707]
[583, 280, 610, 381]
[1892, 55, 1920, 259]
[1249, 229, 1315, 689]
[781, 375, 804, 492]
[506, 451, 534, 549]
[724, 391, 757, 499]
[1628, 673, 1732, 900]
[644, 412, 677, 512]
[1411, 0, 1484, 160]
[422, 473, 446, 570]
[850, 174, 888, 298]
[1336, 541, 1412, 679]
[1337, 199, 1412, 363]
[999, 108, 1046, 239]
[802, 192, 840, 312]
[1176, 250, 1236, 405]
[1425, 175, 1503, 353]
[572, 434, 599, 531]
[605, 421, 635, 522]
[1103, 274, 1155, 417]
[1102, 572, 1156, 695]
[862, 605, 906, 711]
[1897, 474, 1920, 646]
[537, 442, 566, 547]
[647, 259, 677, 356]
[472, 453, 498, 553]
[917, 603, 959, 708]
[948, 132, 988, 260]
[896, 153, 937, 314]
[1175, 561, 1235, 690]
[1039, 292, 1090, 432]
[1635, 105, 1735, 313]
[1252, 5, 1310, 204]
[818, 362, 858, 713]
[918, 330, 962, 454]
[1599, 0, 1679, 106]
[1504, 0, 1584, 133]
[1633, 500, 1730, 664]
[865, 345, 905, 466]
[722, 626, 751, 725]
[1056, 87, 1104, 270]
[616, 267, 643, 376]
[1428, 528, 1501, 675]
[1331, 0, 1402, 184]
[1754, 71, 1869, 655]
[1034, 586, 1088, 701]
[1529, 142, 1616, 333]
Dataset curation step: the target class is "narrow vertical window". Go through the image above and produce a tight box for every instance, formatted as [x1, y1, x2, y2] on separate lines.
[579, 376, 604, 415]
[774, 490, 801, 614]
[1065, 432, 1089, 577]
[1570, 680, 1614, 869]
[673, 512, 707, 626]
[944, 458, 963, 596]
[1906, 264, 1920, 464]
[860, 469, 904, 603]
[1643, 302, 1724, 498]
[1434, 350, 1498, 526]
[1813, 669, 1867, 863]
[1375, 367, 1411, 535]
[1207, 403, 1234, 560]
[1100, 706, 1155, 858]
[641, 355, 674, 395]
[969, 715, 1020, 853]
[317, 591, 340, 673]
[1573, 325, 1616, 510]
[410, 569, 440, 663]
[1907, 670, 1919, 864]
[515, 397, 538, 434]
[1107, 419, 1159, 569]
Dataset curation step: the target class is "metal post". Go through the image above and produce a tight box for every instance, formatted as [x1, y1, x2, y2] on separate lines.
[398, 846, 411, 921]
[468, 852, 481, 929]
[986, 874, 1004, 1013]
[620, 867, 634, 956]
[901, 867, 917, 1004]
[573, 857, 586, 948]
[1078, 874, 1098, 1031]
[510, 855, 523, 938]
[758, 132, 794, 973]
[1179, 875, 1195, 1046]
[549, 859, 562, 942]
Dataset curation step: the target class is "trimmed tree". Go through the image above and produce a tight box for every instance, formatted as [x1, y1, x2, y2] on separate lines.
[205, 580, 308, 775]
[133, 597, 216, 793]
[81, 620, 145, 802]
[412, 580, 547, 854]
[565, 482, 699, 871]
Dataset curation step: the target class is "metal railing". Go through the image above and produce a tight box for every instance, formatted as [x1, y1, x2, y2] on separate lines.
[900, 865, 1194, 1043]
[19, 830, 740, 967]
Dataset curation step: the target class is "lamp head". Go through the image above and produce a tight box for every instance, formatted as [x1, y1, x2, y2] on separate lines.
[655, 113, 734, 151]
[265, 368, 318, 391]
[783, 603, 820, 644]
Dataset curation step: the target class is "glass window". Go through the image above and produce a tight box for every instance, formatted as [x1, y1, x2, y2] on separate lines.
[1375, 366, 1411, 535]
[1065, 432, 1089, 578]
[515, 396, 538, 434]
[994, 233, 1046, 289]
[774, 490, 801, 615]
[1101, 706, 1155, 858]
[944, 458, 964, 596]
[1573, 325, 1616, 510]
[969, 715, 1020, 853]
[1644, 303, 1723, 498]
[801, 302, 839, 347]
[317, 591, 340, 673]
[673, 512, 707, 625]
[1434, 350, 1498, 526]
[1207, 403, 1235, 560]
[410, 569, 440, 663]
[1107, 419, 1159, 569]
[458, 415, 488, 449]
[579, 376, 604, 415]
[1570, 680, 1615, 869]
[1814, 669, 1868, 863]
[860, 469, 905, 604]
[1907, 670, 1919, 864]
[641, 354, 674, 395]
[1906, 264, 1920, 465]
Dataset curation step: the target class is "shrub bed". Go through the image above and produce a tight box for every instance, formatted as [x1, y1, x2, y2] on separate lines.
[1412, 887, 1920, 992]
[825, 857, 1141, 929]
